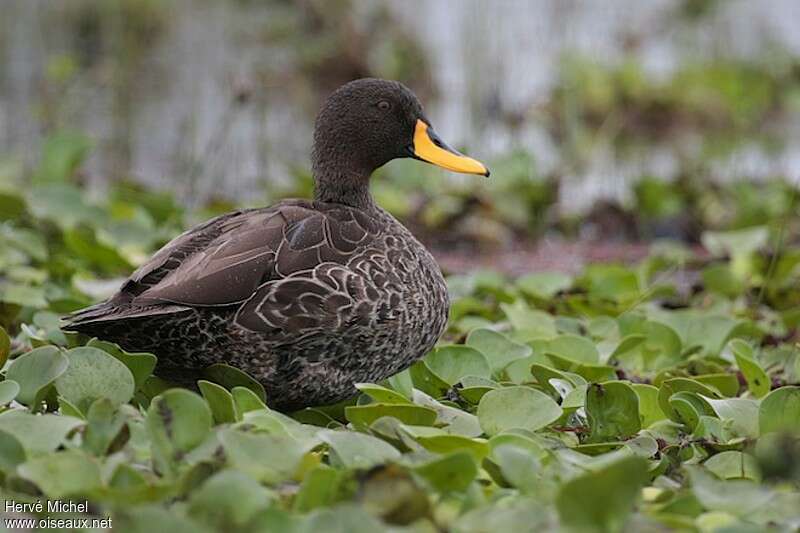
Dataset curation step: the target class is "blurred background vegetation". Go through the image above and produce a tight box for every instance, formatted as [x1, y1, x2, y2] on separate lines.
[1, 0, 799, 264]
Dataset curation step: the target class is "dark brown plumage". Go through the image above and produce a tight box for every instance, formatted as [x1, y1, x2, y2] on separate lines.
[64, 78, 489, 410]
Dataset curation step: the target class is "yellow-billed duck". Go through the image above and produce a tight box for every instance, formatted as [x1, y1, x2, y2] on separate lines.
[64, 78, 490, 410]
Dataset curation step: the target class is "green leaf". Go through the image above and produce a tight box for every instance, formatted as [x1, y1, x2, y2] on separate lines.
[0, 284, 48, 308]
[415, 434, 489, 460]
[585, 382, 641, 443]
[688, 467, 771, 516]
[115, 505, 214, 533]
[695, 373, 740, 397]
[556, 456, 649, 533]
[413, 390, 482, 437]
[55, 346, 136, 413]
[220, 429, 306, 484]
[187, 470, 274, 529]
[146, 389, 213, 476]
[613, 321, 682, 372]
[454, 496, 548, 532]
[703, 396, 760, 439]
[492, 444, 542, 492]
[231, 386, 268, 414]
[0, 380, 20, 405]
[632, 383, 667, 427]
[466, 328, 533, 374]
[294, 464, 343, 512]
[669, 391, 715, 431]
[64, 224, 132, 273]
[34, 131, 91, 183]
[6, 345, 69, 407]
[414, 451, 478, 492]
[202, 363, 267, 403]
[320, 429, 400, 469]
[424, 345, 491, 385]
[730, 340, 770, 398]
[545, 334, 600, 364]
[345, 403, 437, 426]
[477, 386, 563, 436]
[579, 264, 641, 302]
[0, 325, 10, 368]
[198, 380, 238, 424]
[304, 505, 386, 533]
[386, 369, 413, 399]
[354, 383, 411, 404]
[409, 360, 450, 397]
[759, 386, 800, 435]
[18, 449, 102, 498]
[500, 300, 557, 339]
[517, 271, 572, 299]
[0, 429, 26, 474]
[658, 378, 721, 423]
[83, 398, 128, 456]
[88, 339, 157, 391]
[0, 411, 83, 455]
[704, 451, 760, 481]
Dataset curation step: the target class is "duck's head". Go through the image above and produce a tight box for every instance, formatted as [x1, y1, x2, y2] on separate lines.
[312, 78, 489, 206]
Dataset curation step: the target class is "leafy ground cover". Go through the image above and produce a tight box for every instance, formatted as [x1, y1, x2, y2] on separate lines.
[2, 163, 800, 532]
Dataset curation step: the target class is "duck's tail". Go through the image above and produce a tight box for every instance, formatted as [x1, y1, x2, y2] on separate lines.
[62, 299, 190, 331]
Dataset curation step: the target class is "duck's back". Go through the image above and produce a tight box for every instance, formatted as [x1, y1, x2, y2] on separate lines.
[65, 200, 449, 409]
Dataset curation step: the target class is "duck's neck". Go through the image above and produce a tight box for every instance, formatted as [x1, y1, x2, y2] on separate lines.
[314, 173, 375, 210]
[311, 146, 377, 210]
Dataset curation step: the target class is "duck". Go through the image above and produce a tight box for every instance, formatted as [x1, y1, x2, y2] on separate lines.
[64, 78, 490, 411]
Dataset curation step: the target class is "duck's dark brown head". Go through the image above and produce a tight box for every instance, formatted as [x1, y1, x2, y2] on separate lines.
[312, 78, 489, 208]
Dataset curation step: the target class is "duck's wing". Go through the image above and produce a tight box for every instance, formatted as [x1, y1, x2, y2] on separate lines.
[65, 200, 382, 327]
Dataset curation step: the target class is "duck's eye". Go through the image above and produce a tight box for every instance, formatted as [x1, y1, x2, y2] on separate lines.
[377, 100, 391, 111]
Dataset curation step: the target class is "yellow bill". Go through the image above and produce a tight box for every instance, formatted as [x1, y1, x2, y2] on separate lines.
[412, 119, 490, 177]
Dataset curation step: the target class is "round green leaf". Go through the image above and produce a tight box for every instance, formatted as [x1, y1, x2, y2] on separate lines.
[202, 363, 266, 403]
[466, 328, 532, 374]
[87, 338, 157, 391]
[220, 429, 305, 484]
[0, 429, 26, 474]
[0, 411, 83, 455]
[146, 389, 213, 475]
[7, 345, 68, 406]
[658, 378, 721, 423]
[414, 451, 478, 493]
[557, 456, 649, 531]
[320, 429, 400, 469]
[545, 335, 599, 364]
[585, 381, 641, 443]
[477, 386, 563, 436]
[187, 470, 274, 529]
[18, 449, 102, 498]
[704, 451, 760, 481]
[517, 271, 572, 300]
[55, 346, 135, 412]
[425, 345, 491, 385]
[759, 386, 800, 435]
[0, 380, 20, 405]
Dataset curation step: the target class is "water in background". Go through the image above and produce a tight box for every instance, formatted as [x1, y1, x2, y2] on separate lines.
[2, 0, 799, 211]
